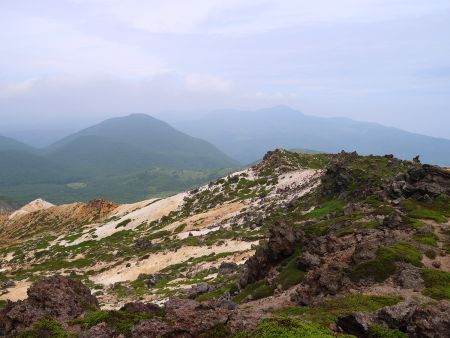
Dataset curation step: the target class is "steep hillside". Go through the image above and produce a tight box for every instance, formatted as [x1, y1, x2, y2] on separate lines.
[0, 150, 449, 337]
[0, 135, 34, 152]
[0, 115, 237, 204]
[0, 150, 75, 186]
[47, 114, 237, 172]
[173, 106, 450, 166]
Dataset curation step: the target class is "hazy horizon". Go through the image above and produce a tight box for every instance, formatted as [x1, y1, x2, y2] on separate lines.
[1, 1, 450, 140]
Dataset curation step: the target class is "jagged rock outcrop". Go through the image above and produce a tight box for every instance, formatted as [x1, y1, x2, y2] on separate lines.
[0, 276, 255, 338]
[390, 164, 450, 200]
[120, 302, 162, 315]
[240, 221, 302, 287]
[254, 148, 303, 174]
[337, 300, 450, 338]
[0, 275, 98, 336]
[130, 297, 233, 338]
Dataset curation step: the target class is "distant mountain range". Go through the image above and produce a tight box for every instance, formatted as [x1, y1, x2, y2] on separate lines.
[0, 196, 18, 214]
[172, 105, 450, 166]
[2, 106, 450, 205]
[0, 115, 236, 204]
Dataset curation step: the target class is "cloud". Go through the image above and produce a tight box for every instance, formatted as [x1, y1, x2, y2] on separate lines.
[0, 10, 167, 81]
[184, 74, 232, 94]
[0, 79, 37, 98]
[1, 1, 450, 139]
[68, 0, 450, 36]
[0, 73, 238, 128]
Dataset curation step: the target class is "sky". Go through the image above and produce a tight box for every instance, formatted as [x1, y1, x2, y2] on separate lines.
[1, 0, 450, 139]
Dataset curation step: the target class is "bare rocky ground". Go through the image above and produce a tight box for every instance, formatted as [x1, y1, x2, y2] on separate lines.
[0, 149, 449, 337]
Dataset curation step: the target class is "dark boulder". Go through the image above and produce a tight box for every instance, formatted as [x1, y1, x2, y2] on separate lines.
[338, 300, 450, 338]
[377, 301, 417, 330]
[394, 263, 424, 290]
[218, 262, 239, 276]
[187, 282, 212, 299]
[337, 312, 376, 337]
[382, 212, 404, 229]
[408, 300, 450, 338]
[390, 164, 450, 200]
[79, 322, 115, 338]
[120, 302, 162, 315]
[297, 252, 321, 271]
[133, 238, 152, 252]
[130, 297, 232, 338]
[0, 275, 98, 336]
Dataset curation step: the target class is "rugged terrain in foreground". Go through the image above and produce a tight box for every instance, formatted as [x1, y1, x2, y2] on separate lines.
[0, 150, 449, 337]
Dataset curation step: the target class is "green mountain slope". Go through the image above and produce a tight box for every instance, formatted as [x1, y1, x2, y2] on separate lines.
[0, 115, 237, 204]
[0, 150, 75, 186]
[47, 114, 237, 171]
[0, 135, 34, 152]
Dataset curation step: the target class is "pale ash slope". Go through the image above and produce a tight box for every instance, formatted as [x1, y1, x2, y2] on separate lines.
[0, 150, 322, 308]
[8, 198, 54, 220]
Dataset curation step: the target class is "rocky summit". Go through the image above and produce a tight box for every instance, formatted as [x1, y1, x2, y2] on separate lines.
[0, 149, 449, 337]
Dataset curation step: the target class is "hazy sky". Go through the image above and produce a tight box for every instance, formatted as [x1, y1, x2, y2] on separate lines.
[1, 0, 450, 138]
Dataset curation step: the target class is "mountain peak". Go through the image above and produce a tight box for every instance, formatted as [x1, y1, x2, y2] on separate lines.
[9, 198, 54, 219]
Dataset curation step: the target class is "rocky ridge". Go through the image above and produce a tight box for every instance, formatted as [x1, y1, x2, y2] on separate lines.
[0, 149, 449, 337]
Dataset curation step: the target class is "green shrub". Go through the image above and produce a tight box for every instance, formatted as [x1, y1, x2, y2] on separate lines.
[274, 255, 305, 290]
[233, 280, 275, 304]
[368, 325, 407, 338]
[17, 319, 73, 338]
[414, 233, 439, 247]
[272, 294, 401, 326]
[305, 200, 344, 219]
[115, 219, 132, 229]
[174, 223, 187, 233]
[233, 318, 336, 338]
[350, 242, 422, 282]
[402, 199, 449, 223]
[421, 269, 450, 300]
[201, 323, 232, 338]
[70, 309, 155, 335]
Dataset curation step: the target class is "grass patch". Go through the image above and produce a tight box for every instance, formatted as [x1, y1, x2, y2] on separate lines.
[274, 254, 306, 290]
[421, 268, 450, 300]
[234, 280, 275, 304]
[349, 242, 422, 282]
[173, 223, 187, 233]
[402, 199, 450, 223]
[233, 318, 337, 338]
[70, 309, 157, 335]
[336, 220, 379, 237]
[368, 325, 407, 338]
[305, 200, 344, 219]
[414, 233, 439, 247]
[272, 294, 401, 326]
[17, 319, 74, 338]
[115, 219, 132, 229]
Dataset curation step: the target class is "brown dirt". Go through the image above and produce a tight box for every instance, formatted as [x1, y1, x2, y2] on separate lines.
[0, 200, 118, 248]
